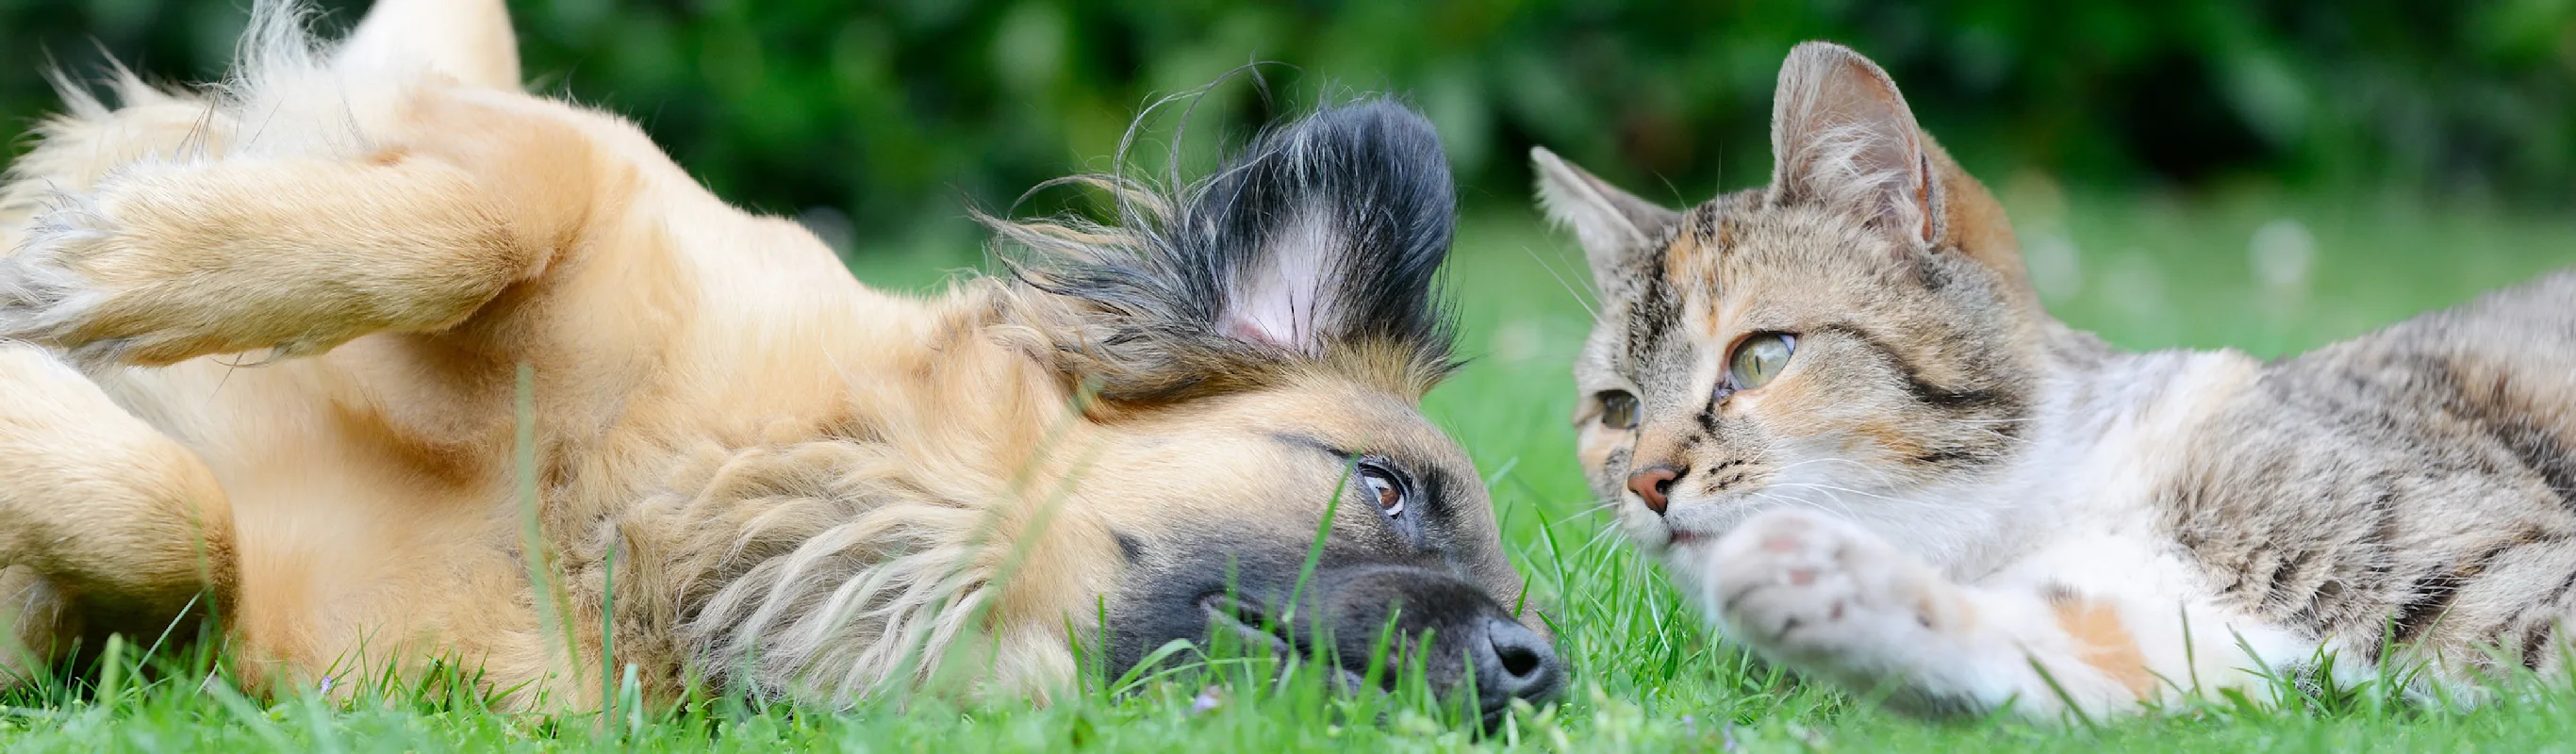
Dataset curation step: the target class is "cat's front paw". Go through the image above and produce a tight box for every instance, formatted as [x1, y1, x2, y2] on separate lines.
[1706, 510, 1964, 674]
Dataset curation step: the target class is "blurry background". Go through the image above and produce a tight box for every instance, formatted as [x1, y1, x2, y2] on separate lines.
[9, 2, 2575, 238]
[5, 0, 2575, 359]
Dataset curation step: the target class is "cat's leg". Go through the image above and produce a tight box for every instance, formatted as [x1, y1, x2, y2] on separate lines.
[0, 342, 235, 683]
[1705, 509, 2219, 721]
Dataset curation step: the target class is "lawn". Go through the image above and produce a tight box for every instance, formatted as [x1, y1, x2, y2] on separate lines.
[6, 190, 2576, 752]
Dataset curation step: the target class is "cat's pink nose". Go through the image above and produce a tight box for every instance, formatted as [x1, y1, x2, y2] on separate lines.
[1627, 465, 1683, 516]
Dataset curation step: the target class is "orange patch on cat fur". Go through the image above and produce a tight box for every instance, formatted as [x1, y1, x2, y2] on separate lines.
[2048, 596, 2156, 698]
[1920, 590, 1976, 634]
[1698, 261, 1757, 346]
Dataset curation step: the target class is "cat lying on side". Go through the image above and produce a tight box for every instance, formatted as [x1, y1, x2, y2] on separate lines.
[1536, 41, 2576, 720]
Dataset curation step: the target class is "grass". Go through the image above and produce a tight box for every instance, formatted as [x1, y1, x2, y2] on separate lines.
[7, 190, 2576, 751]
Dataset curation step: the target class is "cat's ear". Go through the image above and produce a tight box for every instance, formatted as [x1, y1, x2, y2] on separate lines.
[1766, 42, 1943, 247]
[1532, 147, 1680, 293]
[1767, 41, 2028, 294]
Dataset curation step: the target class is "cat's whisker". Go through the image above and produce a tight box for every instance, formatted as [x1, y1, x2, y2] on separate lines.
[1771, 456, 1908, 484]
[1772, 456, 1875, 472]
[1771, 482, 1947, 511]
[1577, 523, 1633, 555]
[1521, 244, 1599, 320]
[1551, 499, 1627, 527]
[1742, 485, 1860, 520]
[1776, 483, 1930, 509]
[1771, 456, 1911, 490]
[1743, 490, 1826, 515]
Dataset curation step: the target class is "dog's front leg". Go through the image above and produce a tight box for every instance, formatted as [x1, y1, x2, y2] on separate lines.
[0, 341, 234, 681]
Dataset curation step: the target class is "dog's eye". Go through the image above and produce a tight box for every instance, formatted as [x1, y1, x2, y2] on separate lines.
[1597, 390, 1639, 430]
[1727, 333, 1797, 391]
[1357, 463, 1406, 517]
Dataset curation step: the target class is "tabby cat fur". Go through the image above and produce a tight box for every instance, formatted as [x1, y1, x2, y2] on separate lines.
[1535, 41, 2576, 720]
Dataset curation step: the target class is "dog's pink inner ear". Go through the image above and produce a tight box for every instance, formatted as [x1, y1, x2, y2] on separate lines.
[1766, 42, 1941, 248]
[1219, 209, 1342, 354]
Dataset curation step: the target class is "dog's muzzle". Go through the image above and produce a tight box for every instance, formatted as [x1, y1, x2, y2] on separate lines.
[1115, 561, 1562, 722]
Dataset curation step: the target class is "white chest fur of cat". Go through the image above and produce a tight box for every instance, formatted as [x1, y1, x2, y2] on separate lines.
[1535, 41, 2576, 721]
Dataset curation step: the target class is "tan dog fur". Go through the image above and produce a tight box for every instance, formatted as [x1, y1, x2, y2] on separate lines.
[0, 0, 1539, 711]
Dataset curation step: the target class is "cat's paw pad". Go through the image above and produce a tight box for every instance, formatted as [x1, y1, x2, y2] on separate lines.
[1707, 510, 1954, 666]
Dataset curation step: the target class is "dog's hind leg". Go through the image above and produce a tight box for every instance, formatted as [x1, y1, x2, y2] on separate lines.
[0, 342, 235, 683]
[0, 0, 601, 367]
[0, 87, 603, 367]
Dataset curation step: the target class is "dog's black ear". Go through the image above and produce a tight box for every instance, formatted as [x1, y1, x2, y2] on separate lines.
[992, 99, 1460, 402]
[1183, 100, 1455, 358]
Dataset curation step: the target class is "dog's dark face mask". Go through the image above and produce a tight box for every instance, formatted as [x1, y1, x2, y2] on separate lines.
[984, 99, 1560, 723]
[1085, 378, 1561, 725]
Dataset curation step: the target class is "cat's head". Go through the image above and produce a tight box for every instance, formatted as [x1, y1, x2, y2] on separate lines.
[1534, 42, 2046, 572]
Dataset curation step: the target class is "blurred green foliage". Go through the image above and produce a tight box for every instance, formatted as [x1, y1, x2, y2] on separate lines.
[6, 0, 2574, 245]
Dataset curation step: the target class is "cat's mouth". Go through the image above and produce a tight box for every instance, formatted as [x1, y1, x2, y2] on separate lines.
[1653, 521, 1738, 554]
[1650, 502, 1766, 552]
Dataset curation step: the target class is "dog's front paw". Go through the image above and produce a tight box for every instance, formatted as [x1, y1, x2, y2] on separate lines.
[1706, 510, 1964, 676]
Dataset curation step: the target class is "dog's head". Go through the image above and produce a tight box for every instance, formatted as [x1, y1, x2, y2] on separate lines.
[985, 99, 1560, 718]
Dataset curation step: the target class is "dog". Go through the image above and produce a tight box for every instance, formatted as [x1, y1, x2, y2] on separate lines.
[0, 0, 1560, 715]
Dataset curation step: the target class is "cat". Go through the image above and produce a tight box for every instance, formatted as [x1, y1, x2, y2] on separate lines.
[1532, 41, 2576, 720]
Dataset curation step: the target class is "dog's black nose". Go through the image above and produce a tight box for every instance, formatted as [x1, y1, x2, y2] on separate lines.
[1474, 615, 1561, 704]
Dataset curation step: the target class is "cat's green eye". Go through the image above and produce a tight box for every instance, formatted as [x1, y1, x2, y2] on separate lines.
[1727, 334, 1797, 390]
[1597, 391, 1640, 430]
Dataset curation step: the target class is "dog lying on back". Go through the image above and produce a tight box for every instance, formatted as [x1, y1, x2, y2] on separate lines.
[0, 0, 1560, 714]
[1542, 41, 2576, 720]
